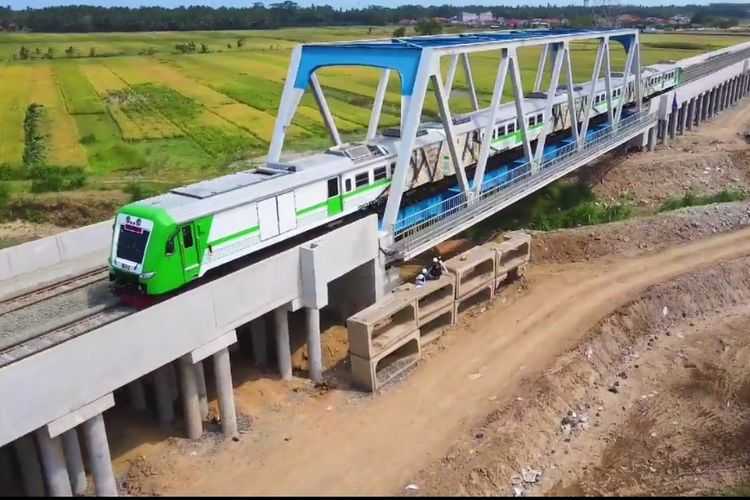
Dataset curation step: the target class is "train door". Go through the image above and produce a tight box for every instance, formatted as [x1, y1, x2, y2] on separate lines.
[277, 192, 297, 233]
[326, 177, 343, 216]
[257, 198, 279, 241]
[180, 224, 200, 280]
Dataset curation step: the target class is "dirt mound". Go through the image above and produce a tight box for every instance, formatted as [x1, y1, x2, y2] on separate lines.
[4, 190, 127, 227]
[412, 257, 750, 496]
[531, 200, 750, 263]
[589, 149, 750, 208]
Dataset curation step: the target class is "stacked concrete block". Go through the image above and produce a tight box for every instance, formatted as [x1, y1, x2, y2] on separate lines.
[396, 274, 456, 346]
[444, 245, 496, 315]
[485, 231, 531, 288]
[348, 292, 420, 391]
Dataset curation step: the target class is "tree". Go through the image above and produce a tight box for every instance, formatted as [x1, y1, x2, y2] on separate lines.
[18, 45, 29, 60]
[237, 38, 245, 48]
[89, 47, 96, 57]
[415, 17, 443, 36]
[45, 47, 54, 59]
[64, 45, 75, 57]
[200, 43, 208, 53]
[227, 43, 232, 49]
[392, 26, 406, 37]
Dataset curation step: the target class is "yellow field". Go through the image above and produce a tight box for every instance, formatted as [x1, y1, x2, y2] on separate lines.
[0, 65, 33, 165]
[30, 64, 88, 166]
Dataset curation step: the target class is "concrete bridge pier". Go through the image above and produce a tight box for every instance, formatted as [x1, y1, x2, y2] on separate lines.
[679, 103, 688, 135]
[694, 95, 703, 128]
[686, 98, 694, 131]
[14, 434, 46, 496]
[194, 361, 209, 420]
[647, 125, 657, 152]
[61, 429, 86, 495]
[189, 330, 239, 439]
[250, 316, 269, 368]
[178, 355, 203, 440]
[34, 428, 72, 496]
[669, 110, 678, 141]
[306, 307, 323, 383]
[127, 378, 147, 412]
[153, 365, 176, 428]
[81, 414, 118, 496]
[274, 306, 293, 381]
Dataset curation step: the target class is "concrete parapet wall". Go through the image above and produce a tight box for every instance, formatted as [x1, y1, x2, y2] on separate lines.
[0, 220, 112, 283]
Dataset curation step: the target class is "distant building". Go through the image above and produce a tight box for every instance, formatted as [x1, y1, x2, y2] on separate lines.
[616, 14, 641, 26]
[458, 11, 494, 26]
[398, 18, 417, 26]
[670, 15, 691, 25]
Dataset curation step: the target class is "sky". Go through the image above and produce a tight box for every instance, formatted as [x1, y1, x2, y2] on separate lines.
[2, 0, 727, 10]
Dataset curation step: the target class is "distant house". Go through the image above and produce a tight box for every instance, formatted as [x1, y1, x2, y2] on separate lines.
[478, 11, 495, 25]
[398, 18, 417, 26]
[529, 19, 550, 29]
[459, 11, 494, 26]
[670, 15, 691, 25]
[616, 14, 641, 26]
[504, 18, 527, 28]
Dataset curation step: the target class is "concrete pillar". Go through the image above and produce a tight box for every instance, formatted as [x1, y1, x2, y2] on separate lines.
[212, 347, 238, 438]
[695, 96, 702, 126]
[669, 111, 678, 140]
[166, 362, 179, 403]
[250, 317, 268, 368]
[81, 414, 118, 496]
[679, 104, 688, 135]
[61, 430, 86, 496]
[34, 428, 72, 497]
[306, 307, 323, 383]
[686, 99, 694, 130]
[661, 119, 669, 146]
[128, 379, 147, 412]
[273, 307, 293, 381]
[153, 365, 175, 428]
[648, 126, 657, 152]
[194, 361, 209, 420]
[178, 355, 203, 440]
[14, 434, 46, 496]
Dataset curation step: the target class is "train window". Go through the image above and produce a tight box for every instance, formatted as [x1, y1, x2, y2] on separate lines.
[498, 125, 506, 136]
[182, 226, 194, 248]
[327, 177, 339, 198]
[390, 162, 396, 175]
[536, 113, 543, 123]
[166, 236, 175, 255]
[507, 122, 515, 133]
[373, 166, 387, 181]
[528, 116, 535, 127]
[345, 178, 352, 192]
[355, 172, 369, 188]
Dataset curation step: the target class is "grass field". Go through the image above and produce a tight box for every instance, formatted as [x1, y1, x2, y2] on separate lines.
[0, 26, 748, 194]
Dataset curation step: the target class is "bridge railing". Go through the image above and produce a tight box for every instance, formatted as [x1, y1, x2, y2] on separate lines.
[391, 110, 655, 256]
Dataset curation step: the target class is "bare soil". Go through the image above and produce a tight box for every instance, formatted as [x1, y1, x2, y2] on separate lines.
[586, 97, 750, 208]
[3, 190, 126, 228]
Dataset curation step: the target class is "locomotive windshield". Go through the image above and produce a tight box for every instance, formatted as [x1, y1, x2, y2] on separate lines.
[116, 224, 150, 263]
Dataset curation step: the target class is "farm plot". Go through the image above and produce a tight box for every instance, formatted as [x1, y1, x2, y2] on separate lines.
[83, 63, 184, 141]
[0, 65, 33, 166]
[54, 61, 107, 115]
[29, 64, 88, 167]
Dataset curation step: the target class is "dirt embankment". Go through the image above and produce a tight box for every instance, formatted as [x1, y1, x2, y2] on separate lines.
[585, 97, 750, 208]
[411, 257, 750, 496]
[3, 190, 126, 229]
[531, 200, 750, 263]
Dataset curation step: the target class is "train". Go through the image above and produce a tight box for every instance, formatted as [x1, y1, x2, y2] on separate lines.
[109, 43, 684, 296]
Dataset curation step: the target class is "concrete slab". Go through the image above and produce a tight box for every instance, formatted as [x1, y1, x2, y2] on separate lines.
[347, 292, 417, 359]
[444, 245, 495, 299]
[350, 330, 421, 392]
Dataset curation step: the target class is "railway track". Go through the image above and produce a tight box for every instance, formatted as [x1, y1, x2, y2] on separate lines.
[0, 302, 133, 368]
[0, 267, 109, 317]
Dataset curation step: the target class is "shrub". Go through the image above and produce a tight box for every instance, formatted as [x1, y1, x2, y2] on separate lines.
[79, 133, 97, 144]
[29, 166, 88, 193]
[124, 182, 159, 202]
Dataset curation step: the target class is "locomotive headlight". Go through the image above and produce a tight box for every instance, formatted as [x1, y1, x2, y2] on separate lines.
[141, 272, 156, 280]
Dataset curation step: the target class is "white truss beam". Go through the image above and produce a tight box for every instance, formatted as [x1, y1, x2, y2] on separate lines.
[462, 52, 480, 111]
[367, 69, 391, 141]
[432, 73, 471, 195]
[445, 54, 459, 99]
[534, 44, 549, 92]
[310, 73, 342, 146]
[534, 43, 565, 166]
[562, 43, 580, 147]
[579, 38, 605, 148]
[602, 37, 615, 126]
[508, 47, 534, 172]
[472, 49, 510, 195]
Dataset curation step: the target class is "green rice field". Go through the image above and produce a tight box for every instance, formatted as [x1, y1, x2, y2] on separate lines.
[0, 27, 748, 191]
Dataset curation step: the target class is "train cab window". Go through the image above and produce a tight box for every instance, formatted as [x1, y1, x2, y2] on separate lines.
[182, 226, 194, 248]
[507, 122, 515, 134]
[345, 178, 352, 192]
[327, 177, 339, 198]
[166, 236, 175, 255]
[373, 166, 387, 181]
[536, 113, 543, 123]
[390, 162, 396, 174]
[355, 172, 369, 188]
[528, 116, 536, 127]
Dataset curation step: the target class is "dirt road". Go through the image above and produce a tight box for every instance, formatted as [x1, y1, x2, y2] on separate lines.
[150, 227, 750, 496]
